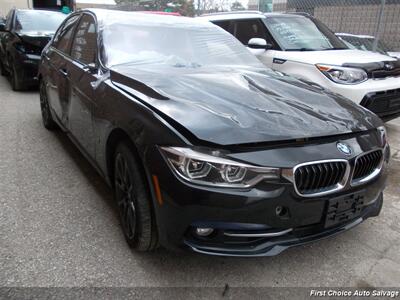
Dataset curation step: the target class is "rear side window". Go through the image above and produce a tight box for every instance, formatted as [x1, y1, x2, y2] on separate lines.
[232, 19, 267, 45]
[53, 15, 80, 54]
[213, 20, 234, 35]
[71, 14, 97, 65]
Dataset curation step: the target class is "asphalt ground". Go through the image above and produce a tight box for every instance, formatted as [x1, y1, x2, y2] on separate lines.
[0, 75, 399, 292]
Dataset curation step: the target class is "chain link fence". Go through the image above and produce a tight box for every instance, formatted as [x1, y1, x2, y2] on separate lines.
[77, 0, 400, 52]
[272, 0, 400, 52]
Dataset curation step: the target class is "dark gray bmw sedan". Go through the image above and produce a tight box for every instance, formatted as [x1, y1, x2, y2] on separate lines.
[38, 9, 390, 256]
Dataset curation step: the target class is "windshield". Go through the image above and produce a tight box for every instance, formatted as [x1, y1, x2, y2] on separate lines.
[265, 15, 348, 51]
[337, 35, 388, 55]
[102, 24, 262, 68]
[15, 10, 66, 33]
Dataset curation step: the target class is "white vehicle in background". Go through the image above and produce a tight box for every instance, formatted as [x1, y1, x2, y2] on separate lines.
[336, 33, 400, 59]
[200, 12, 400, 121]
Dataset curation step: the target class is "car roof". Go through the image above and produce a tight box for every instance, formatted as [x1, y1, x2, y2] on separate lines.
[82, 8, 212, 29]
[199, 12, 265, 21]
[336, 32, 375, 39]
[198, 11, 305, 21]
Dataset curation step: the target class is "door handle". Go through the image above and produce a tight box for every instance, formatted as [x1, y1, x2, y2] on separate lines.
[59, 68, 68, 77]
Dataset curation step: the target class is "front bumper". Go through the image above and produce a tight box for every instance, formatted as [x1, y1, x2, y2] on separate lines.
[319, 76, 400, 104]
[312, 74, 400, 121]
[14, 53, 41, 86]
[360, 89, 400, 122]
[184, 192, 383, 257]
[146, 132, 388, 257]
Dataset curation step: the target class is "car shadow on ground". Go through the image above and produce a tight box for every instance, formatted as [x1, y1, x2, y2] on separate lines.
[50, 128, 118, 216]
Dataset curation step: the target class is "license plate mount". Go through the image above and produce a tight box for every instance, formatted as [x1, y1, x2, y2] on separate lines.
[325, 190, 366, 228]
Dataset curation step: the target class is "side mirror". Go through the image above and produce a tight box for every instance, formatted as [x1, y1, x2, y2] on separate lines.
[248, 38, 272, 50]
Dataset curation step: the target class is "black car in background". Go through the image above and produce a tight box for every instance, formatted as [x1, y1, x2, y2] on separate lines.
[0, 9, 66, 90]
[39, 9, 389, 256]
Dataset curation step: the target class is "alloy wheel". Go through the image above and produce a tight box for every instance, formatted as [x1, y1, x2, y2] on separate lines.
[115, 153, 137, 240]
[40, 82, 50, 124]
[10, 65, 16, 89]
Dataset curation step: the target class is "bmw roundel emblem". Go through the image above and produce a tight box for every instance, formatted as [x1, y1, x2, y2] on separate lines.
[336, 142, 352, 155]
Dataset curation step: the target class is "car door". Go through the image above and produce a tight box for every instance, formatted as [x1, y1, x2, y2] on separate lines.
[67, 13, 98, 158]
[44, 14, 81, 125]
[230, 19, 276, 68]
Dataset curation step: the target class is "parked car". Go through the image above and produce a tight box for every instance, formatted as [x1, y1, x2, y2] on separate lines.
[200, 12, 400, 122]
[336, 33, 400, 59]
[39, 9, 389, 257]
[0, 9, 66, 90]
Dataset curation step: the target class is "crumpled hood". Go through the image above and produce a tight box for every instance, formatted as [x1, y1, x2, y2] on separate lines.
[17, 31, 53, 51]
[275, 49, 397, 66]
[110, 64, 381, 145]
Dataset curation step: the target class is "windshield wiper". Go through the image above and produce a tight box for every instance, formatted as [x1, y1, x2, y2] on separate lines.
[322, 47, 348, 50]
[286, 48, 316, 51]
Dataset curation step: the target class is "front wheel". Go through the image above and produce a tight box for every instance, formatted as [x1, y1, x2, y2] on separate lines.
[0, 59, 8, 76]
[39, 80, 57, 130]
[9, 63, 24, 91]
[114, 142, 159, 251]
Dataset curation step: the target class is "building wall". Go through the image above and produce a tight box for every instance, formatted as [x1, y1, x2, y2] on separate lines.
[248, 0, 258, 10]
[0, 0, 32, 17]
[272, 0, 287, 12]
[0, 0, 73, 17]
[248, 0, 273, 12]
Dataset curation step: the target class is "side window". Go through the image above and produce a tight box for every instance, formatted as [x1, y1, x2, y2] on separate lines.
[213, 20, 234, 35]
[233, 19, 268, 45]
[71, 14, 97, 65]
[53, 15, 80, 54]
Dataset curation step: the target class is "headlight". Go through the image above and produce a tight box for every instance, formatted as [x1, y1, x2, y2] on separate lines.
[160, 147, 280, 188]
[316, 64, 368, 84]
[377, 126, 387, 147]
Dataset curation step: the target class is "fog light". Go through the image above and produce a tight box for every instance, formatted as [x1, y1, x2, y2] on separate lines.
[195, 227, 214, 236]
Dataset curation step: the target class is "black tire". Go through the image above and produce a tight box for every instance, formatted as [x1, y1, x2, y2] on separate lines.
[0, 59, 8, 76]
[114, 141, 159, 251]
[10, 63, 24, 91]
[39, 80, 57, 130]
